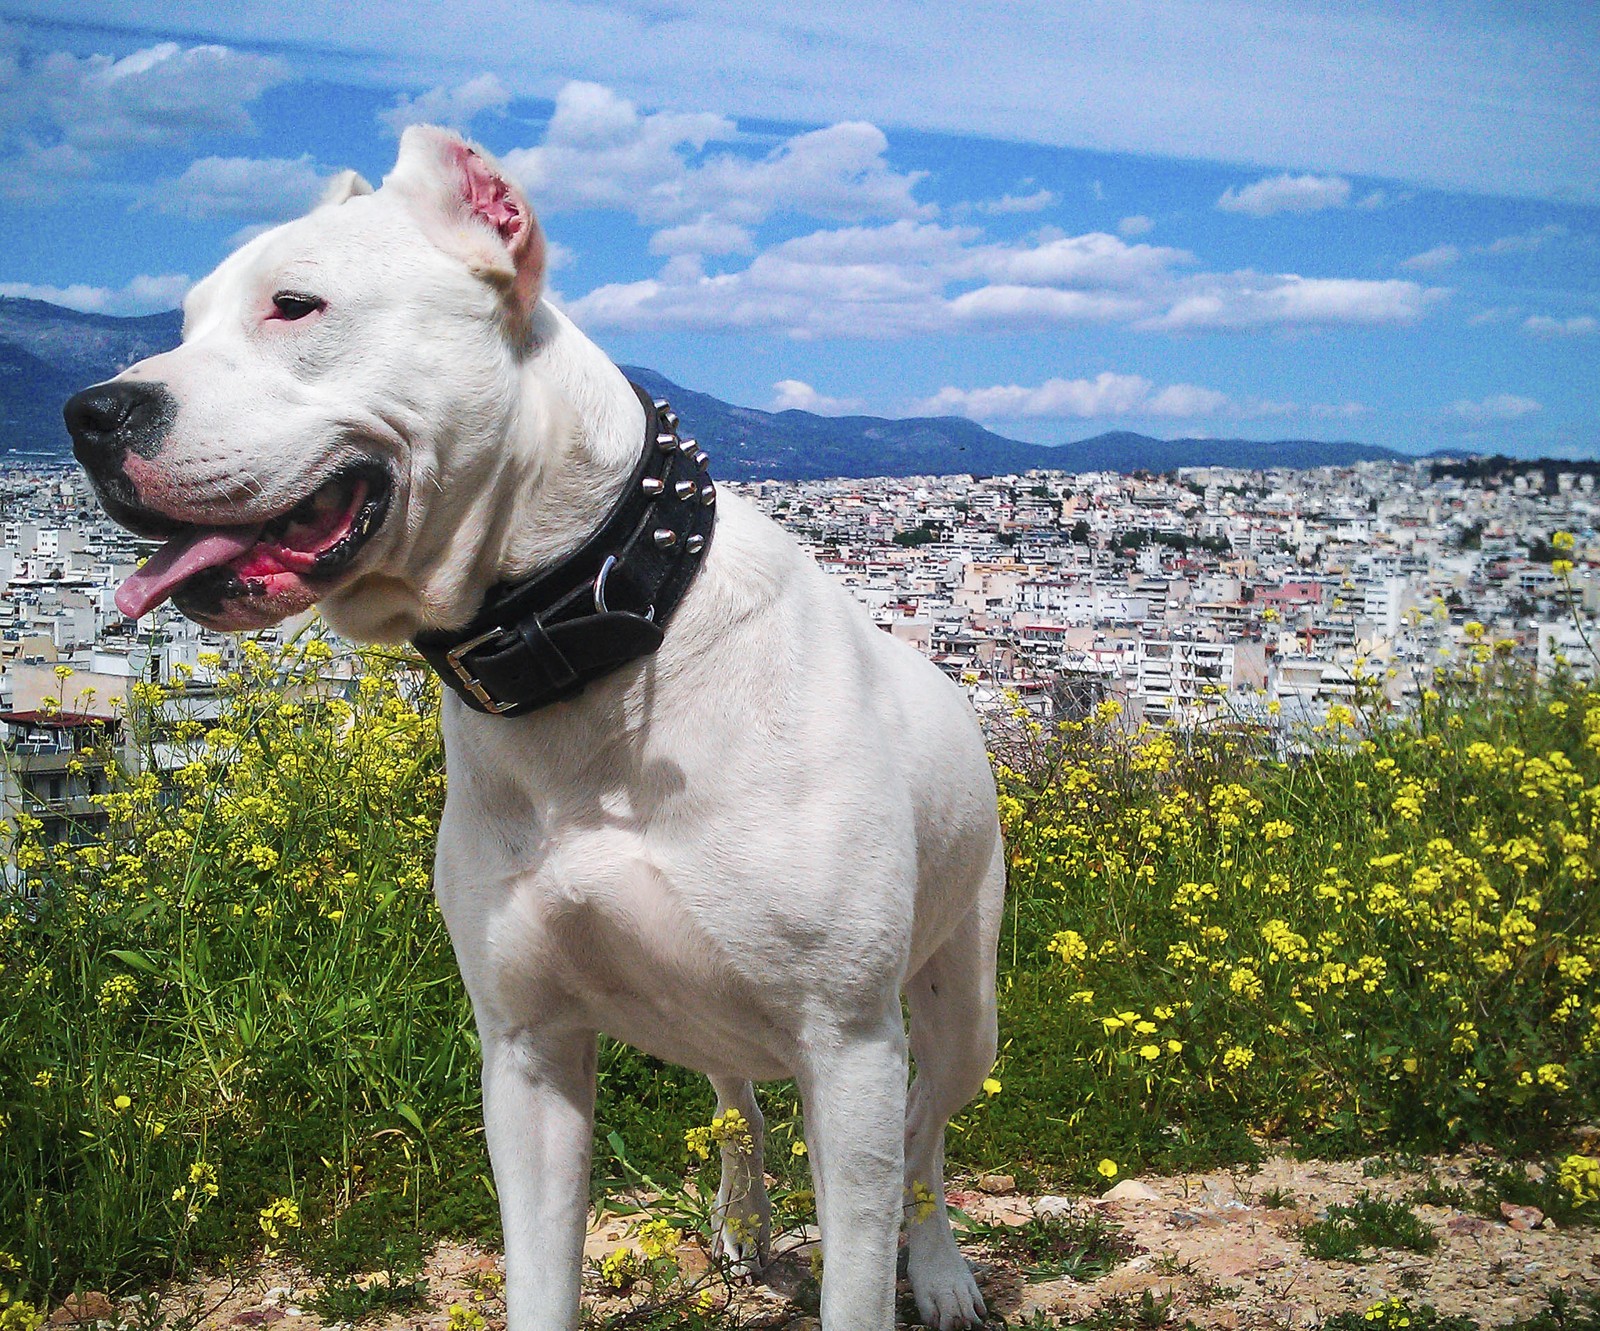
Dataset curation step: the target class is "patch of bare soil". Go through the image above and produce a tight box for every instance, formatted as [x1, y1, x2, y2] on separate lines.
[55, 1155, 1599, 1331]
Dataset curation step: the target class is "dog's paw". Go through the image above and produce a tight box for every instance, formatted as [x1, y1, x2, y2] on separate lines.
[712, 1180, 771, 1282]
[908, 1245, 986, 1330]
[712, 1210, 771, 1282]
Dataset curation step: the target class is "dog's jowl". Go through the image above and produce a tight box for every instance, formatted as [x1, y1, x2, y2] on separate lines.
[67, 127, 1005, 1331]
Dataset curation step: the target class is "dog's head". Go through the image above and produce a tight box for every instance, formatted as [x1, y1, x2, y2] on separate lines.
[66, 127, 559, 641]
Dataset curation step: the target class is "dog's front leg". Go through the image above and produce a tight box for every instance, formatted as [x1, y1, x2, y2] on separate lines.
[481, 1025, 598, 1331]
[798, 1017, 909, 1331]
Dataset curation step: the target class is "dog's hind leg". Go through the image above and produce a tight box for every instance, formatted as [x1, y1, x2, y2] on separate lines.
[708, 1076, 771, 1277]
[902, 854, 1003, 1330]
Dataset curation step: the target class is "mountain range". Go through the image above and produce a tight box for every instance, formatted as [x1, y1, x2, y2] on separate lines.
[3, 296, 1418, 480]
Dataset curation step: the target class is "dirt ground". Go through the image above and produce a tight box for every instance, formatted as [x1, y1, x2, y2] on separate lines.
[51, 1154, 1600, 1331]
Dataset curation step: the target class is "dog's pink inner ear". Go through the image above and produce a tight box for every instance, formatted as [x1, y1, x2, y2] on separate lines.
[455, 144, 523, 244]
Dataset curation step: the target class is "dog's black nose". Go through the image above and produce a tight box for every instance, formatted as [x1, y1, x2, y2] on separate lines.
[64, 380, 175, 470]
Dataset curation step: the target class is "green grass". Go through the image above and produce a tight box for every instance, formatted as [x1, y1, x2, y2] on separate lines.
[1316, 1292, 1600, 1331]
[305, 1268, 430, 1325]
[1, 639, 1598, 1306]
[1296, 1192, 1438, 1261]
[960, 1212, 1134, 1283]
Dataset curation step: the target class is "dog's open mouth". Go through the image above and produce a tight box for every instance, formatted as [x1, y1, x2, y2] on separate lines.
[115, 462, 391, 621]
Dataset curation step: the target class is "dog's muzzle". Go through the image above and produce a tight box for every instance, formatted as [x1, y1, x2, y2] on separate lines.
[65, 380, 176, 473]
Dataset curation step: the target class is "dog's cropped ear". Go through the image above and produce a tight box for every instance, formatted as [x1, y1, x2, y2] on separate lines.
[317, 169, 374, 209]
[385, 125, 545, 316]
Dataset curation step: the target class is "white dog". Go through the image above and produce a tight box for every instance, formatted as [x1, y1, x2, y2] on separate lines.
[65, 127, 1004, 1331]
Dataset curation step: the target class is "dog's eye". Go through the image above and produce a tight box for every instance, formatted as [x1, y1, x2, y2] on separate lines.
[270, 292, 325, 321]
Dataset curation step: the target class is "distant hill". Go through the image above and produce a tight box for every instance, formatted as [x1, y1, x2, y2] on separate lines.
[4, 296, 1414, 477]
[622, 367, 1408, 480]
[0, 298, 184, 457]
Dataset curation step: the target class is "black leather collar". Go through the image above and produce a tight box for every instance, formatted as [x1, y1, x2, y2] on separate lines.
[413, 382, 715, 716]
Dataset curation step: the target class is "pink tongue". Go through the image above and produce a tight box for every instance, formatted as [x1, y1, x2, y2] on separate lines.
[116, 525, 265, 619]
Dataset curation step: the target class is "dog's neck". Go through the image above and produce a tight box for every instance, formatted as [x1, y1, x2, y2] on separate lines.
[497, 302, 646, 579]
[331, 303, 648, 643]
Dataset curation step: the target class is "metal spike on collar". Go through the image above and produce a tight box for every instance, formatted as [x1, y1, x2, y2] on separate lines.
[686, 533, 706, 555]
[641, 476, 665, 496]
[700, 485, 716, 506]
[652, 397, 668, 410]
[656, 432, 678, 453]
[674, 479, 696, 500]
[678, 436, 697, 455]
[653, 527, 678, 549]
[663, 410, 678, 428]
[693, 450, 709, 468]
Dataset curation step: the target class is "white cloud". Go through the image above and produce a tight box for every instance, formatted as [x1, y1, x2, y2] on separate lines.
[1448, 393, 1542, 423]
[12, 4, 1597, 204]
[947, 285, 1145, 326]
[917, 372, 1230, 421]
[1403, 225, 1568, 273]
[505, 81, 929, 227]
[1524, 314, 1598, 338]
[0, 272, 191, 314]
[1117, 214, 1153, 237]
[156, 153, 329, 221]
[1216, 173, 1352, 217]
[570, 208, 1447, 340]
[977, 188, 1057, 214]
[770, 379, 863, 414]
[1482, 224, 1566, 255]
[378, 73, 509, 136]
[0, 35, 291, 203]
[1355, 190, 1388, 210]
[0, 138, 96, 204]
[1145, 274, 1444, 332]
[974, 230, 1192, 288]
[1400, 244, 1461, 271]
[33, 42, 289, 152]
[649, 217, 754, 256]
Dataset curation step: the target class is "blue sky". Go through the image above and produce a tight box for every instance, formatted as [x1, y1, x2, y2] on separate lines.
[1, 2, 1596, 456]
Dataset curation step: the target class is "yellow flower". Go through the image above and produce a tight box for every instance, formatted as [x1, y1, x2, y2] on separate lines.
[112, 1094, 131, 1112]
[258, 1196, 303, 1242]
[791, 1140, 807, 1157]
[1096, 1158, 1119, 1180]
[635, 1217, 680, 1260]
[1536, 1063, 1569, 1093]
[1557, 1153, 1600, 1205]
[1222, 1045, 1255, 1072]
[1047, 929, 1088, 966]
[982, 1077, 1002, 1096]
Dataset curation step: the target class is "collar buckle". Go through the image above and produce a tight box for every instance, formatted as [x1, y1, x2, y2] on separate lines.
[444, 628, 518, 714]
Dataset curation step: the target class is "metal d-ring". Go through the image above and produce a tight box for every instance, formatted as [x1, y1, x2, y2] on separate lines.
[593, 555, 654, 621]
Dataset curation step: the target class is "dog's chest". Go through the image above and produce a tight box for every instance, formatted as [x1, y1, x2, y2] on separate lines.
[436, 778, 804, 1081]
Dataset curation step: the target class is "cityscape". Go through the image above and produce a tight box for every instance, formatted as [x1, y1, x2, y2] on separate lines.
[1, 453, 1595, 858]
